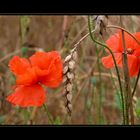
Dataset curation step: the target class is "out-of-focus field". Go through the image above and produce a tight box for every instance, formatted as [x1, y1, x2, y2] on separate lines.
[1, 15, 140, 125]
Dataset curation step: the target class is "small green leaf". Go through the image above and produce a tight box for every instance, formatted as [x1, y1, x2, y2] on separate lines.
[0, 116, 6, 124]
[53, 117, 62, 125]
[91, 76, 96, 85]
[135, 98, 140, 117]
[114, 90, 122, 111]
[21, 47, 28, 56]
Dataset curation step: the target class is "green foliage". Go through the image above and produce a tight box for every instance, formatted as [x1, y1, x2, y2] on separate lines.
[91, 76, 97, 85]
[135, 98, 140, 117]
[21, 46, 28, 56]
[0, 115, 6, 124]
[114, 91, 122, 111]
[53, 117, 62, 125]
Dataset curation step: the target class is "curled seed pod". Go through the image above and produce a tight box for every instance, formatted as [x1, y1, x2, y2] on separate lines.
[64, 55, 72, 63]
[68, 60, 75, 70]
[63, 66, 69, 74]
[94, 15, 108, 35]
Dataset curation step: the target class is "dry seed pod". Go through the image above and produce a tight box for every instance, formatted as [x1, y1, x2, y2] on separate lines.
[94, 15, 108, 35]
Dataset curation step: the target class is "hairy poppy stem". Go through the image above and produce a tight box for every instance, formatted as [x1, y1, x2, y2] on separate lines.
[88, 16, 125, 124]
[121, 30, 134, 125]
[43, 104, 54, 124]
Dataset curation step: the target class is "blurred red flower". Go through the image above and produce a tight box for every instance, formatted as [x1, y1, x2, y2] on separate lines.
[102, 31, 140, 77]
[6, 51, 63, 107]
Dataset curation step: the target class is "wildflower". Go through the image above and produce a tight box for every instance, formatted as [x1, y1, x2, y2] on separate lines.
[102, 31, 140, 77]
[6, 51, 63, 107]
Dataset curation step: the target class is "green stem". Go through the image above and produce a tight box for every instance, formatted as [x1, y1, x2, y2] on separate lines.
[43, 104, 54, 124]
[88, 16, 125, 124]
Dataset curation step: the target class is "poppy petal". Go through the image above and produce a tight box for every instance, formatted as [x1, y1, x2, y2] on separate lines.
[119, 31, 140, 51]
[101, 53, 122, 68]
[29, 51, 60, 70]
[30, 51, 63, 88]
[39, 58, 63, 88]
[106, 33, 123, 53]
[133, 48, 140, 57]
[40, 60, 62, 88]
[127, 54, 139, 77]
[6, 84, 46, 107]
[9, 56, 30, 76]
[16, 67, 38, 86]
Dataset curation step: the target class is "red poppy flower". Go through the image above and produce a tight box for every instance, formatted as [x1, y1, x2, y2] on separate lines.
[6, 51, 63, 107]
[101, 31, 140, 77]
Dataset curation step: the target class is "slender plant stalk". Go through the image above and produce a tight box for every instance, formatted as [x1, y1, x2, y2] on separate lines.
[121, 30, 134, 125]
[43, 104, 54, 124]
[88, 16, 125, 124]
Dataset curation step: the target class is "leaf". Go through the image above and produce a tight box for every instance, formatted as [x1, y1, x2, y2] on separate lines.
[91, 76, 96, 85]
[135, 98, 140, 117]
[114, 90, 122, 111]
[21, 47, 28, 56]
[53, 117, 62, 125]
[0, 116, 6, 124]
